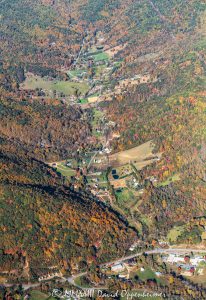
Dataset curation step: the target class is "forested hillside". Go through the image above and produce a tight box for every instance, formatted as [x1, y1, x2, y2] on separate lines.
[0, 0, 85, 89]
[0, 92, 92, 161]
[0, 137, 136, 280]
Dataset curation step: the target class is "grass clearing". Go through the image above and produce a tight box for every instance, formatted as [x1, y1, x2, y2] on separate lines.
[56, 163, 76, 178]
[54, 81, 89, 95]
[157, 174, 180, 187]
[92, 109, 104, 122]
[139, 215, 153, 227]
[91, 108, 105, 136]
[167, 225, 185, 243]
[114, 60, 123, 67]
[133, 159, 158, 170]
[30, 290, 55, 300]
[115, 188, 136, 207]
[21, 74, 89, 97]
[134, 267, 165, 285]
[137, 268, 157, 281]
[92, 52, 109, 62]
[109, 140, 155, 166]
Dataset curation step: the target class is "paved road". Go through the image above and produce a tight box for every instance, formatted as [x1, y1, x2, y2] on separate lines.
[64, 247, 206, 289]
[3, 247, 206, 291]
[67, 272, 87, 287]
[66, 272, 108, 291]
[101, 248, 206, 267]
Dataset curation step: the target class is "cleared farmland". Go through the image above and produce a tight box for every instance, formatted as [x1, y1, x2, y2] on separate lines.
[109, 140, 156, 166]
[20, 74, 89, 97]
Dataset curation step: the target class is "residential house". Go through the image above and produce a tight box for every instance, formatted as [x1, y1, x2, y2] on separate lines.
[111, 263, 124, 272]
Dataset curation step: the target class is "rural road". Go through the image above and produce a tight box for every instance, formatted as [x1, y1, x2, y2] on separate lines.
[64, 247, 206, 289]
[3, 247, 206, 291]
[100, 248, 206, 267]
[66, 272, 87, 287]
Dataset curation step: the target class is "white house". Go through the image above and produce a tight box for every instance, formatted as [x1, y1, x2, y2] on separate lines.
[163, 254, 185, 264]
[155, 272, 162, 277]
[111, 263, 124, 272]
[119, 274, 128, 278]
[129, 242, 138, 251]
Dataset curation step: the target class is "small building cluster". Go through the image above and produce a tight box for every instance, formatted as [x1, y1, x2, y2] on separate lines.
[163, 254, 206, 276]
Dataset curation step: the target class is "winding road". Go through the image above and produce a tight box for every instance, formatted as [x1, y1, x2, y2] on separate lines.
[3, 247, 206, 291]
[64, 247, 206, 289]
[100, 247, 206, 267]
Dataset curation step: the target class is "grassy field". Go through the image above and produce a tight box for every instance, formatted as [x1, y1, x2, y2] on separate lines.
[139, 215, 153, 227]
[91, 108, 105, 136]
[115, 188, 136, 207]
[21, 74, 89, 97]
[56, 163, 76, 178]
[157, 174, 180, 187]
[136, 268, 157, 281]
[92, 51, 109, 62]
[30, 290, 56, 300]
[135, 267, 165, 285]
[109, 140, 155, 166]
[133, 159, 159, 170]
[167, 225, 185, 243]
